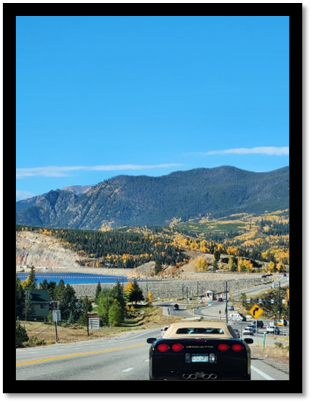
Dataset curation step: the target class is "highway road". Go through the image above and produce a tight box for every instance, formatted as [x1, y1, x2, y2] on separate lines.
[16, 326, 288, 381]
[16, 276, 289, 381]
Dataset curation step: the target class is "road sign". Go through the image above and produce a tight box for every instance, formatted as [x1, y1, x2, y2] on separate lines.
[249, 304, 263, 319]
[88, 317, 100, 330]
[52, 310, 61, 322]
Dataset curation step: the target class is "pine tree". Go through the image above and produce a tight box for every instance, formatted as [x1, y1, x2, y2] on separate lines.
[24, 266, 37, 290]
[16, 319, 29, 347]
[55, 279, 66, 301]
[128, 279, 144, 305]
[97, 289, 112, 327]
[109, 280, 125, 313]
[59, 284, 77, 320]
[154, 260, 162, 275]
[16, 277, 25, 319]
[95, 281, 102, 302]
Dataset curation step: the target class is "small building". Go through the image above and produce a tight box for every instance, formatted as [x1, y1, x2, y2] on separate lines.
[206, 290, 215, 300]
[24, 290, 51, 319]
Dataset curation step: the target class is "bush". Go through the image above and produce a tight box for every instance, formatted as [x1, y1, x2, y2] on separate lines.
[16, 320, 29, 347]
[24, 336, 45, 347]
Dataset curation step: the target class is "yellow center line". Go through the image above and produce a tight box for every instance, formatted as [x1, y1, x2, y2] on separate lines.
[16, 342, 147, 366]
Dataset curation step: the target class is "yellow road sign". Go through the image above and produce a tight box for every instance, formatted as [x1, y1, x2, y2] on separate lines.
[249, 304, 263, 319]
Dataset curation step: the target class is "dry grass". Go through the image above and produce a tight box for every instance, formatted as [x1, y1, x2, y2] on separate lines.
[19, 306, 185, 347]
[19, 308, 290, 371]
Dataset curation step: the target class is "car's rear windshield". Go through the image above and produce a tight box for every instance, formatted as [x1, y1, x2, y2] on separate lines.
[176, 328, 225, 335]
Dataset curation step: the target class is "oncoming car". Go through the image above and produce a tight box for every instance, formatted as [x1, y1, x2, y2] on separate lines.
[146, 321, 253, 380]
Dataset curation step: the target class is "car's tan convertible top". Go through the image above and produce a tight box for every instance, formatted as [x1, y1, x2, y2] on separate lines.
[162, 321, 236, 339]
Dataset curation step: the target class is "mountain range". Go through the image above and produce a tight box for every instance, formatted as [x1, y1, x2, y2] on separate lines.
[16, 166, 289, 230]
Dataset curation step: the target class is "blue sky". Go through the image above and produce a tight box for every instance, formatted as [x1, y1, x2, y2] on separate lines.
[16, 16, 289, 201]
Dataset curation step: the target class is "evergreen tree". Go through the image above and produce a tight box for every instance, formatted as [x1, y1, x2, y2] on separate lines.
[95, 281, 102, 302]
[97, 289, 112, 327]
[59, 284, 77, 320]
[46, 281, 57, 300]
[16, 319, 29, 347]
[16, 277, 25, 319]
[128, 279, 144, 305]
[213, 250, 221, 262]
[212, 259, 218, 271]
[109, 280, 126, 312]
[24, 266, 37, 290]
[24, 290, 34, 321]
[55, 279, 66, 301]
[154, 260, 162, 275]
[39, 279, 49, 290]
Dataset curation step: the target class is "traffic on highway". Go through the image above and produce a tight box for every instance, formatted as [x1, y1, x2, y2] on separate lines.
[16, 275, 289, 382]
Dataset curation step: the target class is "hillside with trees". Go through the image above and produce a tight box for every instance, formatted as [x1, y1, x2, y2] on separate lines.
[16, 208, 289, 274]
[16, 166, 289, 230]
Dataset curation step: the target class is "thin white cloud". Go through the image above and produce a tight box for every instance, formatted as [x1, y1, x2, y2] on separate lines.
[16, 163, 183, 179]
[16, 190, 37, 201]
[200, 147, 289, 156]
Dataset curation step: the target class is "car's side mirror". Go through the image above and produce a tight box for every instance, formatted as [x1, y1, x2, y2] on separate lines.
[147, 337, 157, 344]
[244, 338, 254, 344]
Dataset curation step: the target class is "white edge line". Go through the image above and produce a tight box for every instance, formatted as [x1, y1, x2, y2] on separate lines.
[122, 368, 134, 372]
[251, 365, 275, 380]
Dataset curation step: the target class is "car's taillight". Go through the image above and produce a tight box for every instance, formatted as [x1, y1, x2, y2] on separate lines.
[217, 343, 230, 351]
[231, 344, 244, 352]
[157, 343, 170, 352]
[171, 343, 184, 352]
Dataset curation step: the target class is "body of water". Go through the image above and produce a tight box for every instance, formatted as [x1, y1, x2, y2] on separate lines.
[16, 272, 134, 285]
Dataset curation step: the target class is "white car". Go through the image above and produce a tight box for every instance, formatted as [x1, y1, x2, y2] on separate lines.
[160, 326, 169, 338]
[265, 325, 280, 335]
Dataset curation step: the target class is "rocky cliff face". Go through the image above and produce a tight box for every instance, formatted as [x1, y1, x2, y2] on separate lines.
[16, 231, 80, 268]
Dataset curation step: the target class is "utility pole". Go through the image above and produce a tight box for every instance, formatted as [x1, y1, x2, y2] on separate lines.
[278, 281, 281, 320]
[225, 281, 228, 323]
[24, 291, 27, 328]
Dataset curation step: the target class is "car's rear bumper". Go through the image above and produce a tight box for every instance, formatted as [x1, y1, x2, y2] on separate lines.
[150, 355, 250, 380]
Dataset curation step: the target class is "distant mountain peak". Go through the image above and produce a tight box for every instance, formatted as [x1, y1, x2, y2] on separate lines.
[61, 185, 95, 196]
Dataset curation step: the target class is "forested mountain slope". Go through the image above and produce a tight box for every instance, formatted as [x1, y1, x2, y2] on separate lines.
[16, 166, 289, 230]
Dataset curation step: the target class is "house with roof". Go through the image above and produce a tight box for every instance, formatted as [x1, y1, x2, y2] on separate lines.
[24, 289, 51, 319]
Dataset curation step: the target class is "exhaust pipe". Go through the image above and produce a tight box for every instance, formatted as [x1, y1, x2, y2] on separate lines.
[182, 373, 198, 380]
[203, 373, 218, 380]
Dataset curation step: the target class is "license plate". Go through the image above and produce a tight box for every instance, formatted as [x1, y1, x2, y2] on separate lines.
[191, 355, 209, 363]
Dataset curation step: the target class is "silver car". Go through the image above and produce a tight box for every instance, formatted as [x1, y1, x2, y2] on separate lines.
[243, 327, 254, 336]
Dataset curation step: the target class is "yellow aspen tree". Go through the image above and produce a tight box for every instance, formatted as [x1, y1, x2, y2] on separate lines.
[195, 257, 208, 272]
[147, 291, 153, 306]
[268, 261, 276, 273]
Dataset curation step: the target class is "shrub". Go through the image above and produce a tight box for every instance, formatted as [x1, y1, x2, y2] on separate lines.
[16, 320, 29, 347]
[24, 336, 45, 347]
